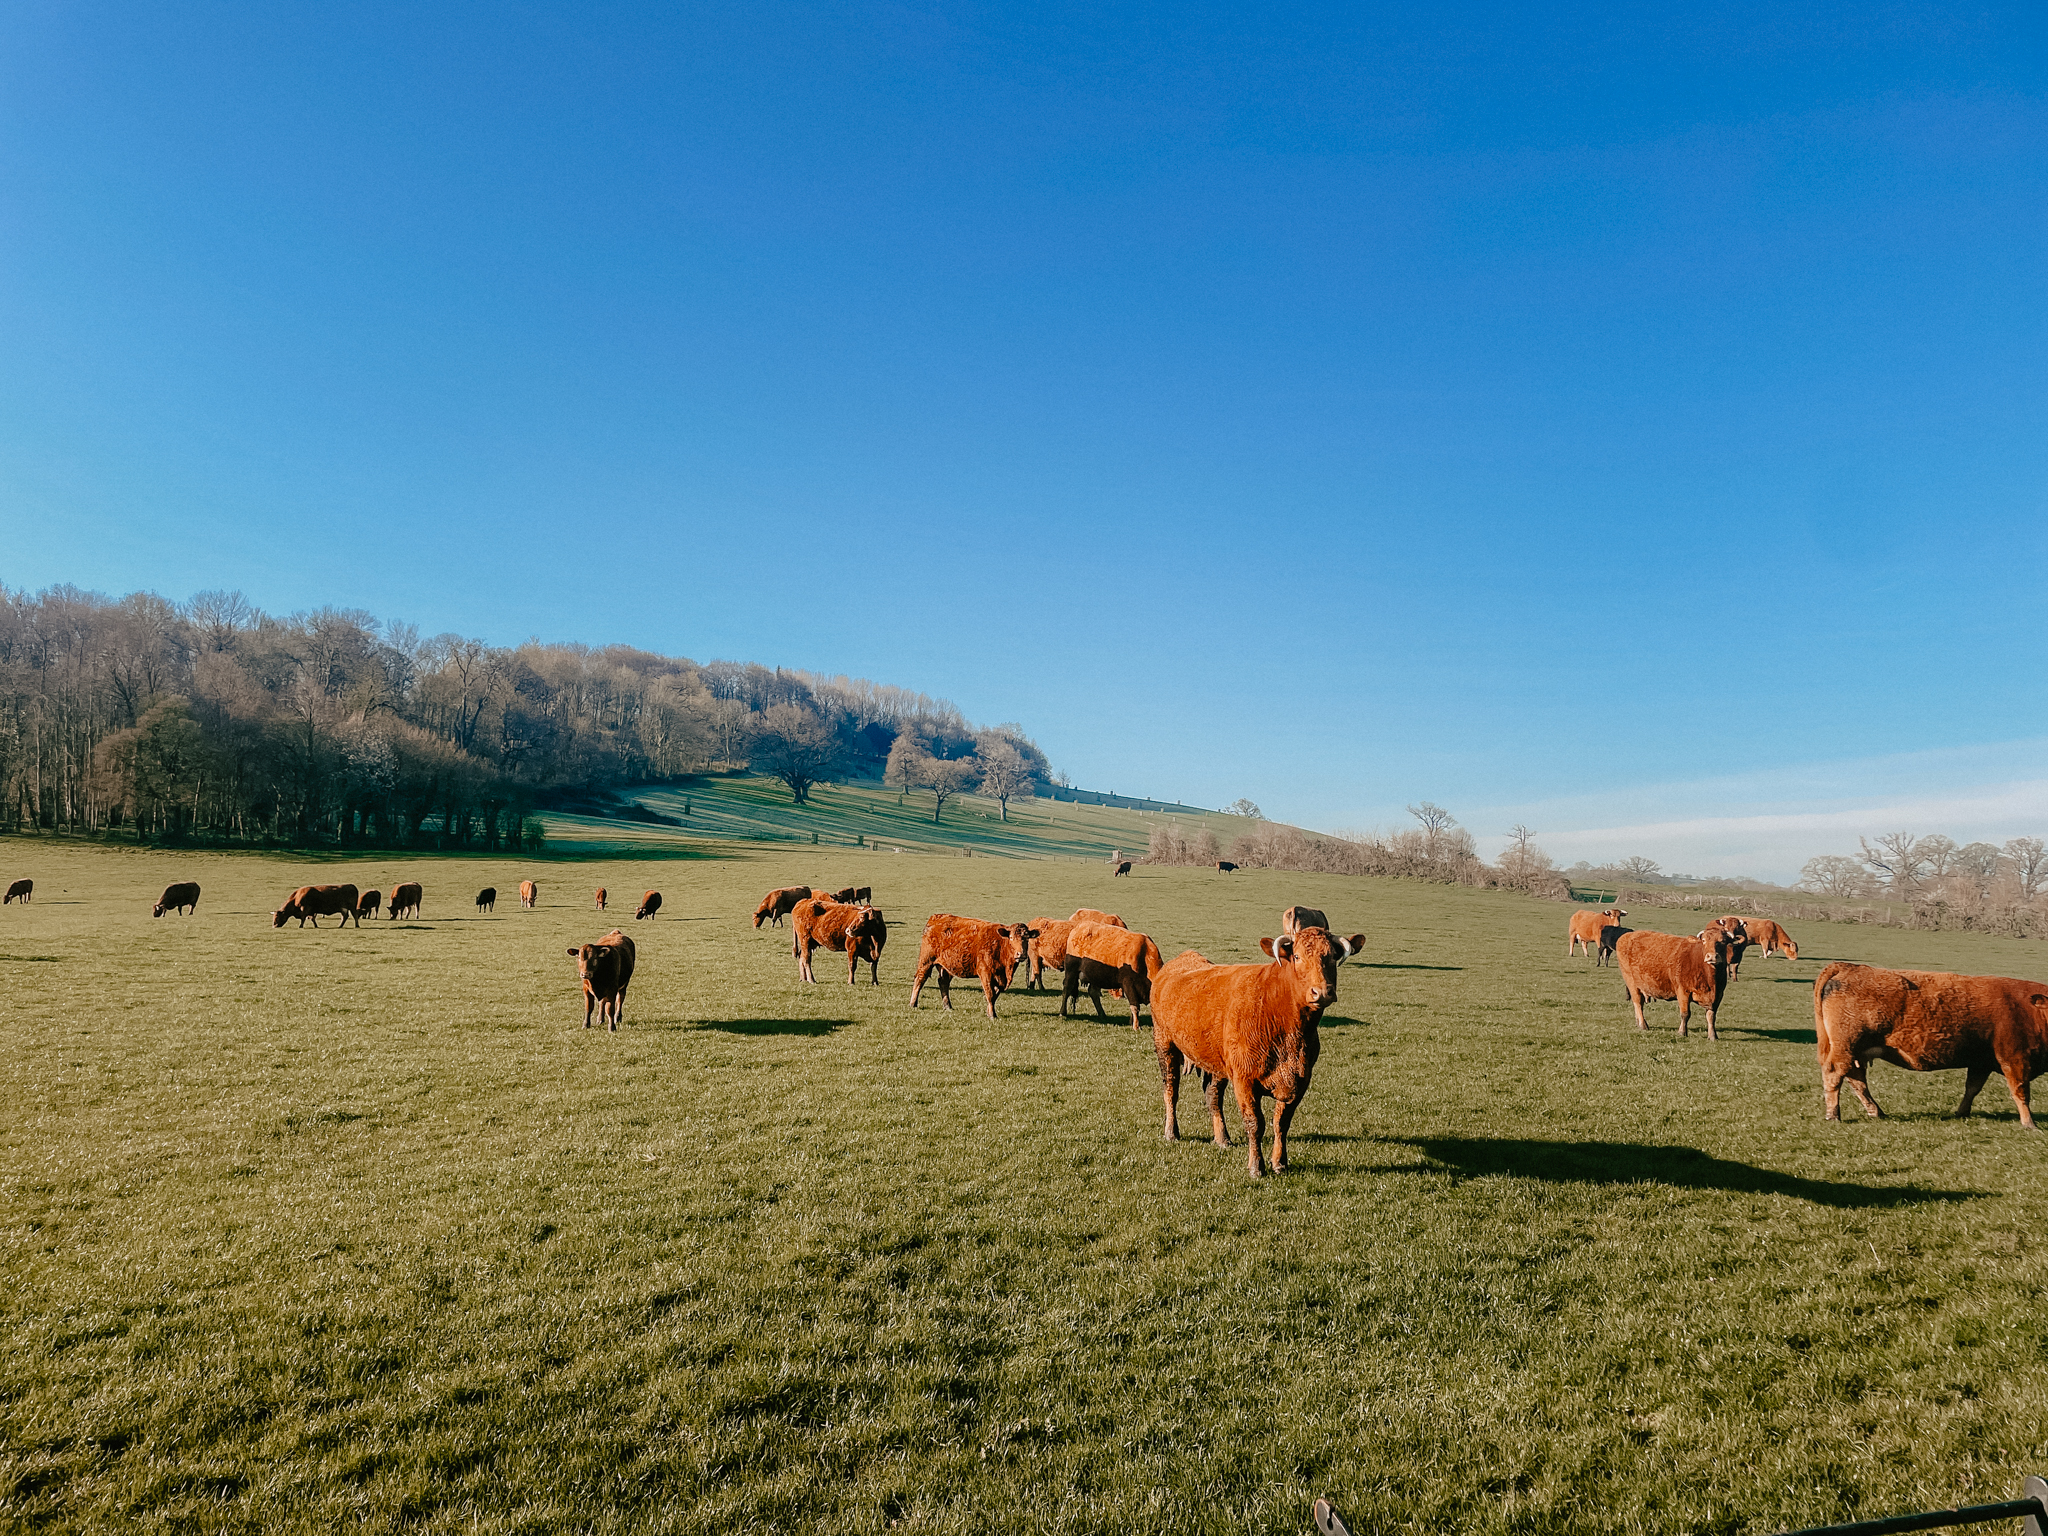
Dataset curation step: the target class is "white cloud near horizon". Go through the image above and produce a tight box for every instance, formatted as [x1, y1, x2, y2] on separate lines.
[1403, 739, 2048, 884]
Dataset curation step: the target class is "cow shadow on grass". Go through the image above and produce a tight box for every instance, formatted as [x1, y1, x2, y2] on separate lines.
[1387, 1137, 1979, 1209]
[1362, 962, 1463, 972]
[687, 1017, 855, 1037]
[1719, 1026, 1818, 1043]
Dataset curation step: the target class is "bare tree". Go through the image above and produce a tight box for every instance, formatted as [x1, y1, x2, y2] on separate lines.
[885, 734, 925, 804]
[1858, 832, 1927, 895]
[1918, 834, 1958, 880]
[2004, 836, 2048, 900]
[750, 703, 839, 804]
[974, 735, 1033, 822]
[920, 756, 978, 823]
[707, 697, 753, 768]
[1407, 801, 1456, 861]
[1800, 854, 1868, 897]
[1224, 797, 1263, 818]
[1618, 855, 1661, 881]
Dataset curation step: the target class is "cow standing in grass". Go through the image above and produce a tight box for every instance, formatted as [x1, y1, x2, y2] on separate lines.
[635, 891, 662, 920]
[1282, 906, 1328, 934]
[5, 878, 32, 904]
[152, 882, 199, 917]
[476, 887, 496, 913]
[520, 880, 538, 909]
[388, 883, 423, 920]
[595, 887, 607, 910]
[752, 886, 812, 928]
[568, 930, 636, 1030]
[1150, 925, 1363, 1178]
[1061, 921, 1166, 1030]
[1568, 908, 1625, 959]
[1614, 927, 1736, 1039]
[1814, 962, 2046, 1129]
[793, 899, 889, 984]
[909, 915, 1038, 1020]
[356, 889, 383, 922]
[1724, 916, 1797, 975]
[273, 885, 362, 929]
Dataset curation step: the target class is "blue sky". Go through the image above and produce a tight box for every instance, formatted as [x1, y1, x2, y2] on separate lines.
[2, 2, 2042, 879]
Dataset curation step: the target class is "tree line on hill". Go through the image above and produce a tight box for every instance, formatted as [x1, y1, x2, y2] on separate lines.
[0, 585, 1056, 847]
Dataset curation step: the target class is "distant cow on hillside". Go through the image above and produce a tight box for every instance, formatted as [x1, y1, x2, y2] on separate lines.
[753, 885, 813, 928]
[475, 887, 497, 913]
[1568, 908, 1626, 959]
[568, 929, 636, 1030]
[273, 884, 361, 929]
[153, 881, 199, 917]
[1151, 924, 1364, 1178]
[4, 878, 31, 904]
[635, 891, 662, 920]
[909, 915, 1038, 1019]
[1815, 962, 2045, 1129]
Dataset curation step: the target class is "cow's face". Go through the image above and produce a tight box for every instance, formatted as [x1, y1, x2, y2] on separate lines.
[1000, 925, 1039, 982]
[569, 943, 622, 990]
[271, 907, 292, 927]
[1604, 908, 1626, 923]
[1259, 928, 1363, 1010]
[1699, 927, 1737, 970]
[153, 903, 166, 918]
[1780, 937, 1799, 959]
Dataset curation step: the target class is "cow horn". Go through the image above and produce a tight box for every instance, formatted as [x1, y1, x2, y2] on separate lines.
[1336, 935, 1353, 957]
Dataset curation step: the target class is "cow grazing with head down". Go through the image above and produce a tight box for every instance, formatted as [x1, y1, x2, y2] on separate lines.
[1151, 925, 1364, 1178]
[568, 929, 636, 1030]
[388, 883, 422, 921]
[475, 887, 496, 913]
[635, 891, 662, 920]
[753, 886, 813, 928]
[1614, 927, 1737, 1039]
[1814, 962, 2046, 1129]
[357, 889, 384, 922]
[5, 878, 32, 905]
[1724, 915, 1797, 974]
[273, 884, 361, 929]
[1568, 908, 1626, 958]
[1061, 921, 1166, 1030]
[520, 880, 538, 909]
[1281, 906, 1328, 935]
[152, 881, 199, 917]
[595, 887, 607, 910]
[1113, 862, 1133, 877]
[819, 886, 859, 904]
[909, 915, 1038, 1019]
[793, 898, 889, 984]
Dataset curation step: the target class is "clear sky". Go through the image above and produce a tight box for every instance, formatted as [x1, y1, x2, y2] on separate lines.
[2, 3, 2042, 880]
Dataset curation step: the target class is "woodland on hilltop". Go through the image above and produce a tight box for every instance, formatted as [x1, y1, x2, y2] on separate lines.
[0, 585, 1052, 847]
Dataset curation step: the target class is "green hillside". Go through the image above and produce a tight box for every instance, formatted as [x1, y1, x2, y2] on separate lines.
[535, 773, 1245, 861]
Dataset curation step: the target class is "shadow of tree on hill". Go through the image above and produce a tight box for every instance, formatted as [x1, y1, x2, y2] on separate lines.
[691, 1017, 854, 1037]
[1390, 1137, 1979, 1209]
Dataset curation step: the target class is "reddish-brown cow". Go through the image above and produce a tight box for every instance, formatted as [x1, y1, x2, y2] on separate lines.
[1814, 962, 2045, 1129]
[1614, 927, 1737, 1039]
[635, 891, 663, 920]
[5, 878, 32, 904]
[1070, 908, 1125, 928]
[595, 887, 607, 910]
[1568, 908, 1626, 958]
[388, 882, 422, 920]
[1724, 915, 1797, 975]
[567, 929, 637, 1030]
[520, 880, 538, 909]
[792, 898, 889, 984]
[752, 885, 813, 928]
[273, 884, 361, 929]
[1150, 926, 1364, 1178]
[357, 889, 384, 921]
[152, 881, 199, 917]
[1061, 921, 1166, 1029]
[1281, 906, 1329, 934]
[909, 915, 1038, 1019]
[1022, 916, 1077, 990]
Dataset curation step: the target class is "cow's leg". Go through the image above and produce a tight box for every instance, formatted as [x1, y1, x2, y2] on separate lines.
[1842, 1058, 1883, 1119]
[1627, 985, 1647, 1031]
[980, 973, 999, 1020]
[1676, 994, 1691, 1038]
[1237, 1081, 1267, 1178]
[909, 957, 933, 1009]
[1088, 982, 1107, 1020]
[1124, 969, 1143, 1030]
[1703, 995, 1718, 1042]
[1996, 1055, 2037, 1129]
[938, 972, 954, 1011]
[1273, 1094, 1301, 1172]
[801, 941, 818, 984]
[1203, 1073, 1230, 1147]
[1157, 1041, 1183, 1139]
[1060, 961, 1078, 1018]
[1950, 1063, 1993, 1119]
[583, 989, 595, 1029]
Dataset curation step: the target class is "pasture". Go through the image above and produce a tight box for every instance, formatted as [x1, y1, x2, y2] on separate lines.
[1, 842, 2044, 1535]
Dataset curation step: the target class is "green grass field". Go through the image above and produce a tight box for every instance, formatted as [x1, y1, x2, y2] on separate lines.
[537, 773, 1240, 861]
[1, 841, 2043, 1535]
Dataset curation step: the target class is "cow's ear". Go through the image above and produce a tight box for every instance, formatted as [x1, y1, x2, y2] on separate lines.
[1261, 935, 1289, 959]
[566, 947, 579, 956]
[1342, 934, 1365, 957]
[1025, 927, 1040, 939]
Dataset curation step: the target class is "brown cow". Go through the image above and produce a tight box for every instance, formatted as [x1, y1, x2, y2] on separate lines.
[1698, 916, 1747, 975]
[819, 886, 858, 904]
[272, 884, 361, 928]
[476, 887, 497, 912]
[1281, 906, 1329, 934]
[753, 885, 813, 928]
[1723, 915, 1797, 974]
[388, 882, 423, 920]
[1151, 925, 1364, 1178]
[520, 880, 538, 909]
[1061, 921, 1166, 1029]
[635, 891, 662, 920]
[1070, 908, 1125, 928]
[1614, 927, 1736, 1039]
[909, 915, 1038, 1019]
[357, 888, 384, 921]
[1815, 963, 2045, 1129]
[567, 929, 637, 1030]
[595, 887, 607, 910]
[1568, 908, 1626, 958]
[793, 898, 889, 984]
[1114, 861, 1133, 877]
[1022, 916, 1077, 990]
[5, 878, 32, 904]
[152, 881, 199, 917]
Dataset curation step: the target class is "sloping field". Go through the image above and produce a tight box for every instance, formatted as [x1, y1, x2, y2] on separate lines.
[537, 773, 1241, 861]
[1, 842, 2043, 1534]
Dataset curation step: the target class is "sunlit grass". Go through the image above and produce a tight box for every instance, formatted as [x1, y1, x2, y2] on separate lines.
[0, 841, 2042, 1534]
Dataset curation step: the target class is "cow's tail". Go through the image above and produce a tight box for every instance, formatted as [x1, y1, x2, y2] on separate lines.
[1813, 962, 1855, 1057]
